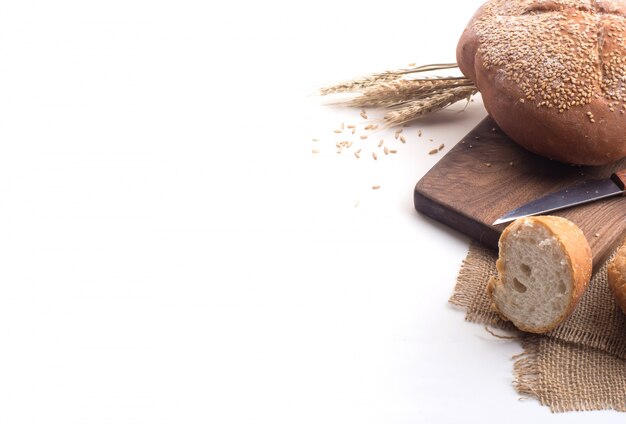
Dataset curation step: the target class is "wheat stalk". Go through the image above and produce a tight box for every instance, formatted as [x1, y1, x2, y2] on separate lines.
[319, 63, 463, 95]
[383, 85, 478, 127]
[320, 63, 478, 124]
[339, 77, 475, 108]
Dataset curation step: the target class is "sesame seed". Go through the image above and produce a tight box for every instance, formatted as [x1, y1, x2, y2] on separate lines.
[372, 185, 380, 190]
[472, 2, 626, 110]
[399, 136, 406, 143]
[372, 152, 378, 160]
[428, 148, 438, 155]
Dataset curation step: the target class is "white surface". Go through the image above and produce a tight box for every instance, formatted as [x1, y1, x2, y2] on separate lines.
[0, 1, 622, 423]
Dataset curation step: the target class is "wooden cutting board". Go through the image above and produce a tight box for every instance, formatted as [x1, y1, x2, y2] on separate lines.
[414, 116, 626, 269]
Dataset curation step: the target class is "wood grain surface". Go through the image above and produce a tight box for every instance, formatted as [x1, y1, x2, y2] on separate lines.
[414, 116, 626, 269]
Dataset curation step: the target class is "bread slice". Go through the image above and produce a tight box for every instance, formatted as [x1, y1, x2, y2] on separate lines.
[608, 242, 626, 315]
[487, 216, 592, 334]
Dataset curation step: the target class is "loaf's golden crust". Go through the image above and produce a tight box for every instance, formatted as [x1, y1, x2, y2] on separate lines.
[608, 242, 626, 314]
[489, 216, 592, 333]
[457, 0, 626, 165]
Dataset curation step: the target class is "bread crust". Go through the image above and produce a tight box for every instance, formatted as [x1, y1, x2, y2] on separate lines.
[457, 0, 626, 165]
[488, 216, 592, 333]
[608, 242, 626, 314]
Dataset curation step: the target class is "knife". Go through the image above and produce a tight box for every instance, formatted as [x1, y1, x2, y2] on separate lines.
[493, 169, 626, 225]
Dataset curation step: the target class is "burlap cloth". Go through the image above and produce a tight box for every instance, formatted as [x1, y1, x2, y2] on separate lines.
[450, 242, 626, 413]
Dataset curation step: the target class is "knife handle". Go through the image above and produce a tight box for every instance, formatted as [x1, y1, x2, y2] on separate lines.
[612, 169, 626, 191]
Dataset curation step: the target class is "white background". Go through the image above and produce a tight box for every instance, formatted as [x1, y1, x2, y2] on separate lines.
[0, 0, 622, 423]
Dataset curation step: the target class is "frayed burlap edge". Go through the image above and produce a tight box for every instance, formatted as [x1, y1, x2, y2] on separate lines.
[448, 242, 516, 330]
[513, 336, 626, 413]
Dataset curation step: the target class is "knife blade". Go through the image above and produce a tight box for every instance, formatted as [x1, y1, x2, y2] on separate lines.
[493, 169, 626, 226]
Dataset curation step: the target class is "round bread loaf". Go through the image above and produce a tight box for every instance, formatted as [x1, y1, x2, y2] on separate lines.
[487, 216, 592, 333]
[457, 0, 626, 165]
[608, 242, 626, 314]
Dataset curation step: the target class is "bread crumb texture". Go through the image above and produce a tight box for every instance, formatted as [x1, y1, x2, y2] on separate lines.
[473, 0, 626, 111]
[491, 216, 592, 333]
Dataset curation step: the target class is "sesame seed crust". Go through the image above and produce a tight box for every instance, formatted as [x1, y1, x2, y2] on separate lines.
[457, 0, 626, 165]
